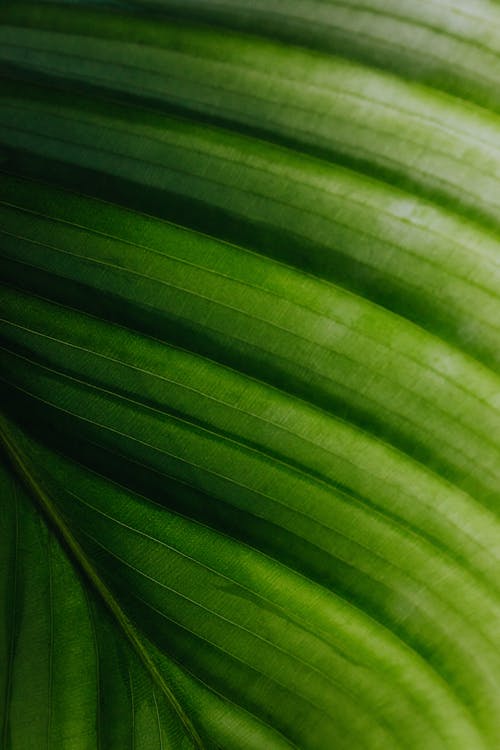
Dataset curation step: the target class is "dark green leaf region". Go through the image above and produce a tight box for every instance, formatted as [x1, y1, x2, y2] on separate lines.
[1, 2, 499, 748]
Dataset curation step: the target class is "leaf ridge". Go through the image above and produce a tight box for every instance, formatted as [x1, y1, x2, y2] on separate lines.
[3, 309, 499, 506]
[0, 412, 206, 750]
[3, 96, 500, 301]
[3, 333, 499, 576]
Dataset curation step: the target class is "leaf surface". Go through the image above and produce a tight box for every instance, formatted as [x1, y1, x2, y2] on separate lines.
[1, 2, 500, 749]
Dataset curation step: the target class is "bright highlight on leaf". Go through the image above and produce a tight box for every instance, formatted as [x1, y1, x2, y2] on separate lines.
[1, 2, 499, 749]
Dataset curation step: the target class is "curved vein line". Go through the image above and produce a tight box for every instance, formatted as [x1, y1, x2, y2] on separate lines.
[4, 373, 499, 662]
[4, 344, 500, 548]
[74, 526, 428, 749]
[30, 420, 491, 749]
[3, 288, 498, 488]
[7, 35, 500, 166]
[2, 170, 499, 357]
[67, 478, 500, 652]
[3, 206, 500, 391]
[155, 0, 500, 103]
[0, 412, 206, 750]
[3, 285, 498, 534]
[3, 102, 500, 302]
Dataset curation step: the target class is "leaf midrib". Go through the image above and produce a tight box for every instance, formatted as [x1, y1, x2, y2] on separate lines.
[5, 364, 500, 663]
[0, 412, 206, 750]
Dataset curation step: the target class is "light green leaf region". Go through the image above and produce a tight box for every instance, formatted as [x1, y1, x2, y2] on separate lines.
[0, 1, 499, 748]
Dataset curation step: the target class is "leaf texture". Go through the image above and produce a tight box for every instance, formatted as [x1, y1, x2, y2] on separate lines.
[0, 2, 499, 749]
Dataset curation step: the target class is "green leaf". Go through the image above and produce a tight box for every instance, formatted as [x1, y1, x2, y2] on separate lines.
[1, 2, 499, 749]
